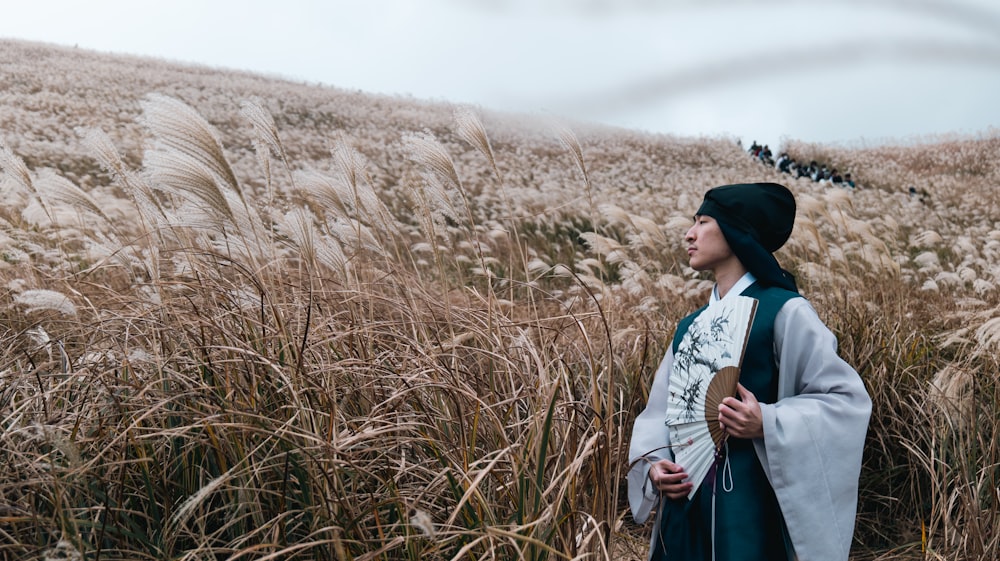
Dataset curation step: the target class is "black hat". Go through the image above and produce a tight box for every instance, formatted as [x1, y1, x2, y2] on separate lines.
[696, 182, 798, 292]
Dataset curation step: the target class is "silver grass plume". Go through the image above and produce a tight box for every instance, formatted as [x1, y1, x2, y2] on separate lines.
[331, 141, 394, 227]
[974, 314, 1000, 353]
[82, 128, 168, 227]
[316, 233, 348, 273]
[599, 204, 668, 250]
[927, 365, 974, 431]
[141, 96, 271, 264]
[553, 124, 596, 220]
[280, 208, 348, 273]
[22, 325, 70, 372]
[205, 190, 271, 263]
[167, 470, 234, 537]
[410, 173, 451, 249]
[403, 131, 464, 244]
[403, 130, 461, 191]
[0, 138, 33, 194]
[142, 94, 278, 257]
[553, 124, 591, 188]
[142, 133, 269, 260]
[454, 107, 497, 174]
[279, 207, 318, 269]
[143, 149, 235, 227]
[295, 169, 356, 217]
[331, 140, 361, 195]
[23, 326, 56, 368]
[410, 508, 436, 538]
[0, 138, 54, 221]
[34, 168, 113, 226]
[42, 539, 82, 561]
[327, 217, 381, 254]
[912, 230, 944, 247]
[239, 97, 287, 164]
[15, 289, 77, 316]
[140, 93, 242, 199]
[240, 97, 290, 203]
[293, 168, 394, 261]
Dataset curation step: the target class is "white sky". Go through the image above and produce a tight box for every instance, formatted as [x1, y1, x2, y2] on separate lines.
[3, 0, 1000, 150]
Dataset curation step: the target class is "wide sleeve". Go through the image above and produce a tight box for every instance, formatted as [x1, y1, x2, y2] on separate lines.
[627, 348, 675, 524]
[753, 298, 872, 561]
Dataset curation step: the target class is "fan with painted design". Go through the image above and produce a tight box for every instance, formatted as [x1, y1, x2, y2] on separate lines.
[664, 295, 758, 500]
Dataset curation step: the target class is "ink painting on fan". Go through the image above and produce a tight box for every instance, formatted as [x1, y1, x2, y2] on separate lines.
[664, 295, 758, 499]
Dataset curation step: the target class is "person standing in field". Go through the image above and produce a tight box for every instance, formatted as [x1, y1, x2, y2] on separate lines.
[627, 182, 872, 561]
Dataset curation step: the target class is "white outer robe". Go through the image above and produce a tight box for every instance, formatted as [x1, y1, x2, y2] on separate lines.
[627, 294, 872, 561]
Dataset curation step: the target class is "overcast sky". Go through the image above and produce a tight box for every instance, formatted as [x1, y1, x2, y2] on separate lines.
[3, 0, 1000, 150]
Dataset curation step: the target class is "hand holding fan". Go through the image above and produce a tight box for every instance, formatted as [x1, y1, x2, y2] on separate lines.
[664, 295, 758, 499]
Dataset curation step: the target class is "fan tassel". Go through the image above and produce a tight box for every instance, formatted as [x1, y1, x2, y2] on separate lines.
[705, 442, 727, 494]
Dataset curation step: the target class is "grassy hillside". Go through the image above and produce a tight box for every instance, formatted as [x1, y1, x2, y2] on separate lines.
[1, 38, 998, 560]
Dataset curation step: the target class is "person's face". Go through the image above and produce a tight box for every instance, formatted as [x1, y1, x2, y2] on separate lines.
[684, 215, 736, 272]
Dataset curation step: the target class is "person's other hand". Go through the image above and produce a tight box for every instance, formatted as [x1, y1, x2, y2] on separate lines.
[648, 459, 692, 500]
[718, 383, 764, 439]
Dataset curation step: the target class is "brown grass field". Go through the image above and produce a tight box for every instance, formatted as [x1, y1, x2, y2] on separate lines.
[1, 39, 998, 560]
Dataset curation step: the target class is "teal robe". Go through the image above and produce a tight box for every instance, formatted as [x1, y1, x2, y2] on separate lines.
[653, 282, 795, 561]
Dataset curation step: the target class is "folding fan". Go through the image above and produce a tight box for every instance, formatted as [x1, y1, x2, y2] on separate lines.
[664, 295, 758, 499]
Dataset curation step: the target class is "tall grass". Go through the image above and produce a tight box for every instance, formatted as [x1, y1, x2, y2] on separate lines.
[1, 40, 999, 560]
[0, 94, 641, 560]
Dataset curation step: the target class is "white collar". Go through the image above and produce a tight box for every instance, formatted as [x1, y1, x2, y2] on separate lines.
[710, 272, 757, 304]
